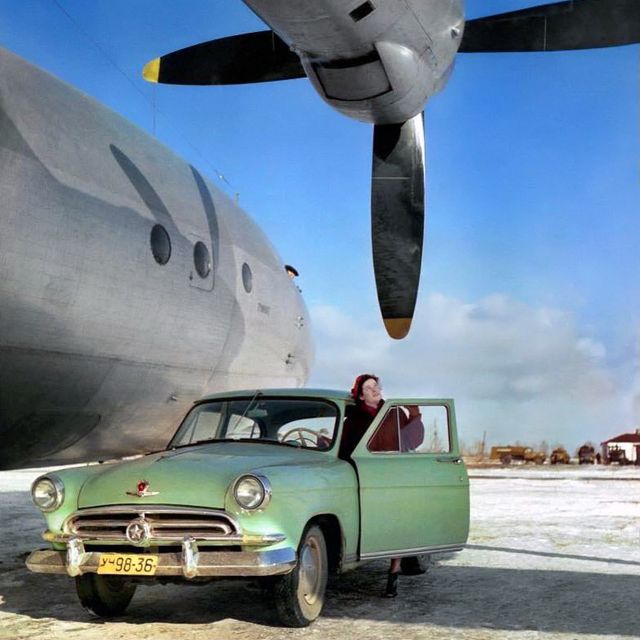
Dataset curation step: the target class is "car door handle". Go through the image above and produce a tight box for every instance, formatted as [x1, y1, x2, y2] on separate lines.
[436, 457, 462, 464]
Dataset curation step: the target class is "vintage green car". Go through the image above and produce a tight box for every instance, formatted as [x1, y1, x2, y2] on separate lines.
[27, 389, 469, 626]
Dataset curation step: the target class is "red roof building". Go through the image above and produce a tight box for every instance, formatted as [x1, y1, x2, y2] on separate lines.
[601, 430, 640, 464]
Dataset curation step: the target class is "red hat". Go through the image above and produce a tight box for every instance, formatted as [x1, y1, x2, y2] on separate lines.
[350, 373, 379, 401]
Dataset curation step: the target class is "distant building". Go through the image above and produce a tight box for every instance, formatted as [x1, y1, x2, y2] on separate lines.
[601, 430, 640, 464]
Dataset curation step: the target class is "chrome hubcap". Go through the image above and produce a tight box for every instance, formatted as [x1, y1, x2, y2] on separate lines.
[298, 536, 321, 605]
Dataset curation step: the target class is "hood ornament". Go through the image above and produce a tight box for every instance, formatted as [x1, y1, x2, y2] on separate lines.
[126, 480, 159, 498]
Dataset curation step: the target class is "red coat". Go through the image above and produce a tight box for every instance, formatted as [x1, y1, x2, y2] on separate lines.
[338, 402, 380, 460]
[339, 402, 424, 459]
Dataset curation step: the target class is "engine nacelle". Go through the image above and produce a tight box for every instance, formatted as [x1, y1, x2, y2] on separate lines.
[244, 0, 463, 124]
[301, 41, 442, 125]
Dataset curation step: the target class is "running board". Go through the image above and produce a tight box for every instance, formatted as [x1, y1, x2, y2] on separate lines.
[360, 543, 465, 561]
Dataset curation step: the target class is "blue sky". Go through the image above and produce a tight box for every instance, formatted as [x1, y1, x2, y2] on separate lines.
[1, 0, 638, 452]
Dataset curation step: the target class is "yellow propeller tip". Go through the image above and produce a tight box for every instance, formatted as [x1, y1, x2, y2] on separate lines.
[383, 317, 412, 340]
[142, 58, 160, 83]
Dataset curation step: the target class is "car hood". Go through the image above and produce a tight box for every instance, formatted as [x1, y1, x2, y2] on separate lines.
[76, 442, 328, 509]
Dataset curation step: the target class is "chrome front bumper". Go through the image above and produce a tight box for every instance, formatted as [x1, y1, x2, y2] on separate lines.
[26, 537, 296, 579]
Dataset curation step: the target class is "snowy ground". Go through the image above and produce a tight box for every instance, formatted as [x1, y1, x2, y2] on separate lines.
[0, 465, 638, 639]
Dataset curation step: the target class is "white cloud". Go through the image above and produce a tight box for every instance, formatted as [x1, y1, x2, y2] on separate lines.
[308, 293, 634, 451]
[575, 337, 606, 360]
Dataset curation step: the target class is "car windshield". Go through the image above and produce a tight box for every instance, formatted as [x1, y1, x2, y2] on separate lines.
[168, 397, 339, 451]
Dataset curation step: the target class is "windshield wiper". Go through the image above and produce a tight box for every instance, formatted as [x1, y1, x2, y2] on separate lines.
[167, 438, 232, 449]
[226, 390, 262, 436]
[167, 436, 320, 450]
[234, 438, 288, 446]
[191, 438, 310, 448]
[169, 438, 278, 449]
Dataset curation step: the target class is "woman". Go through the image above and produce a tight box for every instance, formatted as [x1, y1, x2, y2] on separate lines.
[338, 373, 383, 460]
[339, 373, 403, 597]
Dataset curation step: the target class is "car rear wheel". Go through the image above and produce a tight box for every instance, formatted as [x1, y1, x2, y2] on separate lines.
[75, 574, 136, 617]
[271, 524, 328, 627]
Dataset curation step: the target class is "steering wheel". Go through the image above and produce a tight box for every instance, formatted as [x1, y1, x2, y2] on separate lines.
[280, 427, 319, 447]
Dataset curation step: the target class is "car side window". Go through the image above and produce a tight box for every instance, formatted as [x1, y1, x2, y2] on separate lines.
[225, 414, 263, 439]
[180, 406, 223, 443]
[367, 404, 451, 453]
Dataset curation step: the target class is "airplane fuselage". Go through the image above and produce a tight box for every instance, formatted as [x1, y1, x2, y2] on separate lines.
[243, 0, 464, 123]
[0, 48, 312, 469]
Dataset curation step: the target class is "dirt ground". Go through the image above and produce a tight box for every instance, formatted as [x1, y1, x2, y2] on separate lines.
[1, 466, 638, 640]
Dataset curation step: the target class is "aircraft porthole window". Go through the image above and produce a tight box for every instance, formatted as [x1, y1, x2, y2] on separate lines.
[242, 262, 253, 293]
[150, 224, 171, 265]
[350, 1, 374, 22]
[194, 241, 211, 278]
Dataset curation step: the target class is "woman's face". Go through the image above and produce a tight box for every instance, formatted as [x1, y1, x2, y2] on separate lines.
[360, 377, 382, 407]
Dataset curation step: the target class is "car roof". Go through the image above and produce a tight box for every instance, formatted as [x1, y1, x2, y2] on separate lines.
[197, 388, 353, 403]
[195, 389, 454, 406]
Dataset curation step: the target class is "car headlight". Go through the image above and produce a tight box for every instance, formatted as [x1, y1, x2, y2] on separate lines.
[232, 474, 271, 510]
[31, 475, 64, 512]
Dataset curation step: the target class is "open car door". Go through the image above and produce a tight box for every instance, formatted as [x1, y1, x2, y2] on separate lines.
[350, 399, 469, 560]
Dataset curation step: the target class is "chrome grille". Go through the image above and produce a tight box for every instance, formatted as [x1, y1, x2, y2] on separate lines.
[64, 506, 239, 544]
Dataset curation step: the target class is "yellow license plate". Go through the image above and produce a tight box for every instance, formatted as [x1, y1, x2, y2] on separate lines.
[97, 553, 158, 575]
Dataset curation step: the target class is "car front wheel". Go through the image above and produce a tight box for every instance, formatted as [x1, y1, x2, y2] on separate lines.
[75, 574, 136, 617]
[271, 524, 328, 627]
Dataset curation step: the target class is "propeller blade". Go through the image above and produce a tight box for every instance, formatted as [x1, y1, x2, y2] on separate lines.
[143, 30, 306, 85]
[371, 113, 425, 340]
[460, 0, 640, 52]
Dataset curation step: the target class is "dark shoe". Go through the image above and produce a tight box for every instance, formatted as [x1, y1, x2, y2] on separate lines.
[384, 571, 398, 598]
[400, 555, 428, 575]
